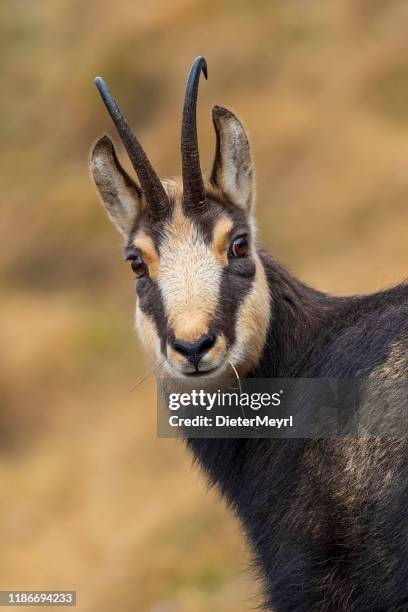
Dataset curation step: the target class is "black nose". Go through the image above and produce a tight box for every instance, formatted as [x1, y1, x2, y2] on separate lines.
[172, 334, 216, 369]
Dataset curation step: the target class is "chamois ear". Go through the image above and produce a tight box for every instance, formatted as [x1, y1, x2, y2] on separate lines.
[210, 106, 255, 212]
[90, 134, 143, 238]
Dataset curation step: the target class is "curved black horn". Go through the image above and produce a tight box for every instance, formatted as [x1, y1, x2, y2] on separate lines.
[181, 56, 208, 214]
[95, 76, 169, 219]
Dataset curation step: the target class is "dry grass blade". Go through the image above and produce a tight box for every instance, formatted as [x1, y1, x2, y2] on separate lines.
[229, 360, 248, 420]
[228, 360, 242, 395]
[129, 359, 163, 393]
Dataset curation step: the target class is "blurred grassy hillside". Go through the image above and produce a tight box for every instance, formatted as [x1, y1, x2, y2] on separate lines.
[1, 1, 408, 610]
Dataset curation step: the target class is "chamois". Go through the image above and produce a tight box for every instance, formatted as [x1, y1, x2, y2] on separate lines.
[90, 57, 408, 611]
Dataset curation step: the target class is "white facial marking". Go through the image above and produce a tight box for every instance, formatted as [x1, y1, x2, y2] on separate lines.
[229, 251, 271, 374]
[159, 220, 222, 341]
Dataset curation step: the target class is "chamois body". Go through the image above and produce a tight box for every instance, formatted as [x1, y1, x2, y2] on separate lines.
[90, 57, 408, 611]
[189, 254, 408, 611]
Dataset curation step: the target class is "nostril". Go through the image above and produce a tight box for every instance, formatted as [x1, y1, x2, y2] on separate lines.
[172, 334, 216, 362]
[172, 339, 192, 358]
[198, 334, 216, 354]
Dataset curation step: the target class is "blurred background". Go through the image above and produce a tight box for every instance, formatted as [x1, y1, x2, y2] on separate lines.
[1, 1, 408, 610]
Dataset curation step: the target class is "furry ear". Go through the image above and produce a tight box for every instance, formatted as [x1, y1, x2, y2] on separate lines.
[90, 135, 143, 238]
[210, 106, 255, 212]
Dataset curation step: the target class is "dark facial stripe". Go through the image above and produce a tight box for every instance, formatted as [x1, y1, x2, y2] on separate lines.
[212, 257, 256, 347]
[128, 204, 173, 256]
[136, 276, 169, 356]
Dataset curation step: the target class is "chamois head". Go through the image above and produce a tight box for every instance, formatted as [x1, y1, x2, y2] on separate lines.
[90, 57, 270, 379]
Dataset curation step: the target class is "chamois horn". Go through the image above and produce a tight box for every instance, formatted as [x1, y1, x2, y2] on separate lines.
[181, 56, 208, 214]
[95, 76, 169, 219]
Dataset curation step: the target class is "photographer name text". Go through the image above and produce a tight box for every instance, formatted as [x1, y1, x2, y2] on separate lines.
[168, 414, 293, 428]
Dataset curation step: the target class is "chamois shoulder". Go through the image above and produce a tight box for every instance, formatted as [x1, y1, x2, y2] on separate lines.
[309, 297, 408, 378]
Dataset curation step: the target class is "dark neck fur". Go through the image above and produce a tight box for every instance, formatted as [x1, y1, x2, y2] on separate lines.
[251, 249, 408, 379]
[250, 250, 333, 378]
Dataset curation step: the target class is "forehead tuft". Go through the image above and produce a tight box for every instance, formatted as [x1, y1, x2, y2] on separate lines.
[162, 178, 184, 207]
[164, 183, 194, 243]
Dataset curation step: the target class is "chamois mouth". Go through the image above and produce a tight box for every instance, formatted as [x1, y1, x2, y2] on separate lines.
[164, 359, 228, 380]
[184, 366, 219, 378]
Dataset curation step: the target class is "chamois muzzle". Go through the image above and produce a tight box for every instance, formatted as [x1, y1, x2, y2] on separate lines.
[94, 76, 169, 220]
[181, 56, 208, 214]
[172, 334, 216, 372]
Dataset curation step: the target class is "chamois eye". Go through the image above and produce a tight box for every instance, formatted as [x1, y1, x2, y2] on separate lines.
[231, 236, 249, 258]
[128, 256, 147, 279]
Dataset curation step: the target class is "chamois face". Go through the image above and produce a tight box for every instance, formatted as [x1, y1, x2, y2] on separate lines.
[91, 106, 270, 379]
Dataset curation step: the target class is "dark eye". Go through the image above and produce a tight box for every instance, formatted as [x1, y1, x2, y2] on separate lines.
[230, 236, 249, 258]
[128, 255, 147, 279]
